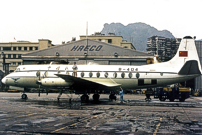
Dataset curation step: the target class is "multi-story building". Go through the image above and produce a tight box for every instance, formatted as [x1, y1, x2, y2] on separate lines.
[0, 39, 53, 71]
[80, 32, 136, 50]
[147, 36, 181, 62]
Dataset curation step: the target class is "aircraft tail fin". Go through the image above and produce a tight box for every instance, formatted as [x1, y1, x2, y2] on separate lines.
[168, 36, 201, 74]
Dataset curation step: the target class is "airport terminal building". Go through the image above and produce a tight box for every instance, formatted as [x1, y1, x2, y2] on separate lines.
[22, 39, 153, 66]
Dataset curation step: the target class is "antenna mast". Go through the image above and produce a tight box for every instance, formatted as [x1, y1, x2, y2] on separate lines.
[86, 22, 88, 65]
[86, 21, 88, 39]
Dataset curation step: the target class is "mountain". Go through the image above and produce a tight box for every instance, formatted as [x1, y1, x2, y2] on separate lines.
[101, 22, 175, 52]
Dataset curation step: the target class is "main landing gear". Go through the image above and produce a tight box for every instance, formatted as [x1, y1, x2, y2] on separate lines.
[93, 94, 100, 102]
[109, 93, 116, 101]
[80, 94, 100, 103]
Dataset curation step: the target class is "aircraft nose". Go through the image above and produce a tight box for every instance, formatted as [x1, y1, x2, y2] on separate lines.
[1, 77, 6, 84]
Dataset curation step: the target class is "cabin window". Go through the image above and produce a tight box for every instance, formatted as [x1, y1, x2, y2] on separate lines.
[89, 72, 93, 78]
[96, 72, 100, 78]
[128, 72, 133, 78]
[113, 72, 117, 78]
[136, 73, 140, 79]
[104, 72, 108, 78]
[121, 72, 125, 78]
[81, 72, 84, 77]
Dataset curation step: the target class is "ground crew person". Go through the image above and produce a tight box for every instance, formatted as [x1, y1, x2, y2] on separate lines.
[120, 87, 123, 103]
[72, 62, 78, 77]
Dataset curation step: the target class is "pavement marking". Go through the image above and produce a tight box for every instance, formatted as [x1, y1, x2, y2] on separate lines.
[0, 113, 39, 121]
[153, 117, 162, 135]
[51, 115, 98, 133]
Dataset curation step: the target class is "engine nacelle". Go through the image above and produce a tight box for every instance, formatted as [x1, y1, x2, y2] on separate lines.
[41, 78, 73, 87]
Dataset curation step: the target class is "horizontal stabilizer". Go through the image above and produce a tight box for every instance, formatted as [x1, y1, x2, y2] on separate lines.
[178, 60, 201, 75]
[55, 74, 121, 88]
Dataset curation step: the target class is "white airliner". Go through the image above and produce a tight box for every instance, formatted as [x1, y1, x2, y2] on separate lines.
[1, 36, 202, 102]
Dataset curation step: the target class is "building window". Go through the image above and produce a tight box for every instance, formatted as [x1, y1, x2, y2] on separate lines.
[3, 47, 11, 50]
[8, 54, 11, 58]
[13, 54, 16, 58]
[29, 47, 33, 50]
[104, 72, 108, 78]
[108, 39, 112, 43]
[18, 47, 22, 50]
[13, 62, 16, 66]
[35, 47, 38, 50]
[18, 54, 21, 59]
[13, 47, 16, 50]
[18, 62, 21, 65]
[24, 47, 27, 50]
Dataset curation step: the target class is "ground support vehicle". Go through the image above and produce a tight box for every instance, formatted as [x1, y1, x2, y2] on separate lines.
[154, 87, 190, 102]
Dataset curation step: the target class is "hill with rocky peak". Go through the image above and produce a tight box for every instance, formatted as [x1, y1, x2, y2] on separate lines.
[101, 22, 175, 51]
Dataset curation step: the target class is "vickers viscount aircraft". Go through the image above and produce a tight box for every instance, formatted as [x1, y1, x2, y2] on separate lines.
[1, 36, 202, 102]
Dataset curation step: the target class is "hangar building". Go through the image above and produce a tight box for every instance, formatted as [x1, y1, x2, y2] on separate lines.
[22, 39, 153, 65]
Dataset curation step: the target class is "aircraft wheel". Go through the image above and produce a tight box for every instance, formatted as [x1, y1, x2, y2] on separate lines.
[81, 94, 89, 103]
[93, 94, 100, 102]
[145, 98, 151, 102]
[109, 94, 116, 101]
[179, 98, 185, 102]
[21, 94, 27, 99]
[169, 98, 174, 102]
[159, 97, 166, 101]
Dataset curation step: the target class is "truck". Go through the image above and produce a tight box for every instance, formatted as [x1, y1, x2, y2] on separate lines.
[153, 86, 190, 102]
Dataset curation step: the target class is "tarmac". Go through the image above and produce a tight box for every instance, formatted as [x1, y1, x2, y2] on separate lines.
[0, 92, 202, 135]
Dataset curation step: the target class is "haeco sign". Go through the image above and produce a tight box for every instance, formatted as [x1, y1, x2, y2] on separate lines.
[70, 45, 103, 52]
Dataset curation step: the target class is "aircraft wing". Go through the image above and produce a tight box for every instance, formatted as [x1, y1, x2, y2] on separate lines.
[55, 74, 121, 88]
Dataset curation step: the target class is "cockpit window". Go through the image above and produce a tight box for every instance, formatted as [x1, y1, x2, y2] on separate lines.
[15, 68, 20, 72]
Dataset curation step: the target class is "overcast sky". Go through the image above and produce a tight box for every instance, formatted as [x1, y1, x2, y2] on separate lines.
[0, 0, 201, 44]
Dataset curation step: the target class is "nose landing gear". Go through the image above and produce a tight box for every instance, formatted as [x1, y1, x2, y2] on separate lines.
[21, 93, 27, 99]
